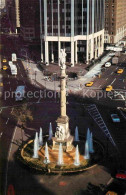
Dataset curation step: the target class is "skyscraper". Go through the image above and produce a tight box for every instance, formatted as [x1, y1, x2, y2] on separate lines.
[40, 0, 104, 66]
[19, 0, 40, 41]
[105, 0, 126, 44]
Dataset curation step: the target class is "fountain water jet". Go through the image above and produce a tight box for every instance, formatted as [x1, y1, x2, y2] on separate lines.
[33, 132, 39, 158]
[86, 128, 90, 144]
[39, 127, 43, 147]
[74, 126, 79, 141]
[89, 132, 94, 153]
[44, 142, 50, 164]
[84, 140, 90, 160]
[58, 143, 64, 165]
[48, 122, 53, 140]
[74, 145, 80, 166]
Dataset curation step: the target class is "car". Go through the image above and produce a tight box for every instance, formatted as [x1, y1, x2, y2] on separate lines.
[0, 82, 3, 87]
[117, 69, 123, 74]
[106, 191, 117, 195]
[116, 170, 126, 180]
[2, 58, 7, 63]
[106, 85, 113, 91]
[105, 62, 111, 67]
[111, 114, 120, 122]
[109, 52, 115, 57]
[85, 82, 94, 87]
[2, 65, 8, 70]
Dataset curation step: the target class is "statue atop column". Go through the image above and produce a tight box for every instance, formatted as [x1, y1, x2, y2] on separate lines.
[60, 49, 66, 70]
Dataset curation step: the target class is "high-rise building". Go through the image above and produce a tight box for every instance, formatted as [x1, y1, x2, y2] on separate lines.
[40, 0, 104, 66]
[19, 0, 40, 41]
[105, 0, 126, 44]
[6, 0, 20, 33]
[0, 0, 5, 9]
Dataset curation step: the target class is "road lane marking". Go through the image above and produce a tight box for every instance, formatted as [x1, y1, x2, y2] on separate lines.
[6, 118, 9, 124]
[110, 72, 113, 75]
[106, 78, 108, 80]
[0, 109, 2, 114]
[99, 85, 101, 88]
[111, 78, 116, 85]
[21, 75, 23, 77]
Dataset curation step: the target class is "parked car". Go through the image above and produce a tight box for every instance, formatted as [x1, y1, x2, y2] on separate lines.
[105, 62, 111, 67]
[116, 170, 126, 180]
[85, 82, 94, 87]
[111, 114, 120, 122]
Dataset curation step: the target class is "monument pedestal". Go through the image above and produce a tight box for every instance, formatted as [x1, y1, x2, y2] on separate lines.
[52, 136, 74, 152]
[52, 116, 74, 152]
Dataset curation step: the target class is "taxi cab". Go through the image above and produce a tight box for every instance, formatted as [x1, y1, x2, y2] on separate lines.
[105, 85, 113, 92]
[117, 69, 123, 74]
[106, 191, 117, 195]
[85, 82, 94, 87]
[0, 82, 3, 87]
[2, 65, 8, 70]
[2, 59, 7, 63]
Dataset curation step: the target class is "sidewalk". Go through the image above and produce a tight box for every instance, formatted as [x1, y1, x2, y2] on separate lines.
[22, 52, 112, 92]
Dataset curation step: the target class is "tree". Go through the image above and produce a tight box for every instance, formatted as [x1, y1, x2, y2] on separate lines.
[12, 103, 33, 125]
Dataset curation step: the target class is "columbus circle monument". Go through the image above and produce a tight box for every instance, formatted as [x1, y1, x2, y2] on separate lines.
[19, 49, 104, 173]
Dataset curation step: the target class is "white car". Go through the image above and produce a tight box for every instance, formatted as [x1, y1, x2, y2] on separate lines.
[105, 62, 111, 67]
[109, 52, 115, 57]
[111, 114, 120, 122]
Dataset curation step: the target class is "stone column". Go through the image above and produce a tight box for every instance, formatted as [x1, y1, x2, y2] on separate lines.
[51, 42, 54, 63]
[45, 41, 49, 65]
[60, 68, 66, 117]
[71, 41, 74, 67]
[86, 39, 89, 62]
[75, 41, 78, 64]
[58, 41, 61, 66]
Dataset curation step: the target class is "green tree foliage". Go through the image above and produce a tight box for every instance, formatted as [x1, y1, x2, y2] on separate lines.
[12, 104, 33, 124]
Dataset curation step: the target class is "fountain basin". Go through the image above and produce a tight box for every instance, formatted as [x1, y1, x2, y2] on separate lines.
[18, 136, 104, 174]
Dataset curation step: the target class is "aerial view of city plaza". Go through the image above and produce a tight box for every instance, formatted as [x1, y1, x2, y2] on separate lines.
[0, 0, 126, 195]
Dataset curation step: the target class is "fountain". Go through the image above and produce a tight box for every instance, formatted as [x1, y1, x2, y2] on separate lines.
[48, 122, 53, 140]
[57, 143, 64, 165]
[84, 140, 90, 160]
[74, 145, 80, 166]
[74, 126, 79, 141]
[20, 49, 103, 173]
[39, 127, 43, 147]
[33, 133, 39, 158]
[43, 142, 50, 164]
[89, 132, 94, 153]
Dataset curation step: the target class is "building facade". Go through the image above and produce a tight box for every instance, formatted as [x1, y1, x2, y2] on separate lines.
[19, 0, 40, 41]
[0, 0, 5, 9]
[6, 0, 20, 33]
[40, 0, 105, 66]
[105, 0, 126, 44]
